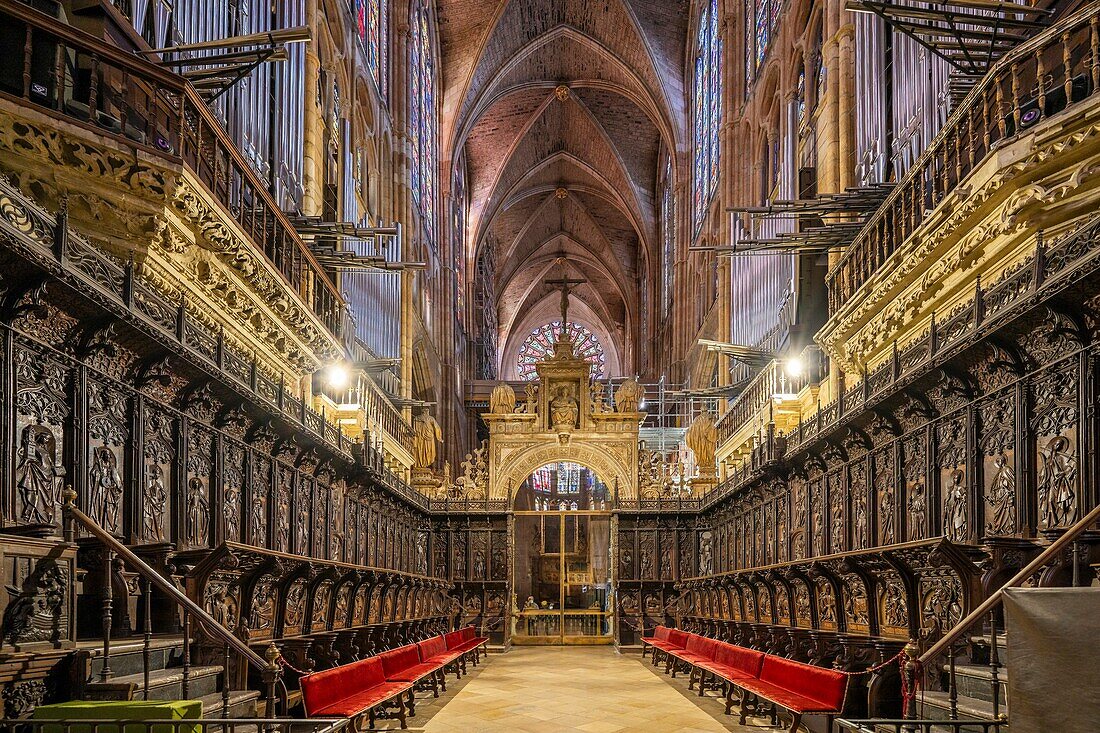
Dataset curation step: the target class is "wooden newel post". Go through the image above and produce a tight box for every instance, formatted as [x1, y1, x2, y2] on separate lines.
[901, 638, 920, 727]
[62, 485, 77, 543]
[263, 641, 282, 719]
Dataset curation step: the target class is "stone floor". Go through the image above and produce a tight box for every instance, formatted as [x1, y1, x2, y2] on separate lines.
[371, 646, 792, 732]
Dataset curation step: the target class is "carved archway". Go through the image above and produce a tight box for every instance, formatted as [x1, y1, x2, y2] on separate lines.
[493, 440, 635, 503]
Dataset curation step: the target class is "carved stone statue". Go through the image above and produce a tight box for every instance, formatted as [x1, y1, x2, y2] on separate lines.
[412, 408, 442, 469]
[549, 384, 579, 429]
[685, 411, 717, 473]
[590, 381, 606, 414]
[615, 377, 644, 413]
[490, 382, 516, 414]
[523, 383, 538, 414]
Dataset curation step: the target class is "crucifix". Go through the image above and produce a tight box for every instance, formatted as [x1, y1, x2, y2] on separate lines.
[545, 273, 585, 324]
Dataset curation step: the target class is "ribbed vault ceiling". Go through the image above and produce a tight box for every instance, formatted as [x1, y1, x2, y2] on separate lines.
[439, 0, 690, 377]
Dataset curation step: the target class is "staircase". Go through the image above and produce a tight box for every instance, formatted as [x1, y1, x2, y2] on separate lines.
[915, 631, 1008, 728]
[76, 636, 261, 717]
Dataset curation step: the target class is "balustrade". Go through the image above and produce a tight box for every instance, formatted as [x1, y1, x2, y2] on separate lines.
[0, 0, 344, 336]
[828, 3, 1100, 313]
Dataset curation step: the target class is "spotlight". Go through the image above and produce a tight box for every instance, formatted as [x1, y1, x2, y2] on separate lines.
[784, 357, 804, 379]
[325, 363, 350, 390]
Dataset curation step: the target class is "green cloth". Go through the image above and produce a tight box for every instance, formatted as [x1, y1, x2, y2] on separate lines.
[33, 699, 203, 733]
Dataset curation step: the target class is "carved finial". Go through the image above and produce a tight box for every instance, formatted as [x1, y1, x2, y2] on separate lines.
[554, 84, 569, 101]
[265, 641, 281, 667]
[62, 485, 77, 506]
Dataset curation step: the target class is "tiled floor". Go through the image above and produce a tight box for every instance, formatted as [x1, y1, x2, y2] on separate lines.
[375, 646, 788, 732]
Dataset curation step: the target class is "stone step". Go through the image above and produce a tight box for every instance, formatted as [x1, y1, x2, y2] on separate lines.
[952, 664, 1008, 706]
[85, 665, 222, 701]
[919, 689, 1007, 722]
[197, 689, 261, 718]
[968, 631, 1010, 665]
[85, 637, 184, 679]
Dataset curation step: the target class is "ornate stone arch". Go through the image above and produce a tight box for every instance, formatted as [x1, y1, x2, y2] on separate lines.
[492, 440, 635, 503]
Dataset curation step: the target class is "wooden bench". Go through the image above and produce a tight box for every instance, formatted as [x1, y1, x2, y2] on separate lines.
[379, 643, 444, 713]
[655, 630, 848, 732]
[417, 635, 466, 680]
[641, 625, 674, 660]
[301, 656, 412, 730]
[733, 654, 848, 732]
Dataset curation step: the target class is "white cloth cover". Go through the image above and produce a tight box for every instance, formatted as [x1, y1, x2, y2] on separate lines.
[1003, 587, 1100, 732]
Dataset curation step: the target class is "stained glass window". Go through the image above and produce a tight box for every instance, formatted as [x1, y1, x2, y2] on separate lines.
[692, 0, 722, 233]
[516, 321, 606, 381]
[797, 70, 806, 125]
[755, 0, 780, 72]
[410, 1, 437, 245]
[660, 155, 674, 318]
[354, 0, 387, 100]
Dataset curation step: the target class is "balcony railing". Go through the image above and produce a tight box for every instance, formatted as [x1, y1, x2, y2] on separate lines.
[0, 0, 345, 336]
[715, 346, 825, 447]
[828, 2, 1100, 313]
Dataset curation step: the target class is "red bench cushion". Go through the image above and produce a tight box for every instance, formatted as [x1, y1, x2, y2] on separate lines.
[444, 631, 465, 650]
[747, 656, 848, 713]
[654, 626, 671, 642]
[309, 682, 412, 717]
[667, 629, 688, 649]
[384, 661, 443, 682]
[301, 657, 387, 716]
[380, 644, 421, 679]
[679, 635, 718, 662]
[417, 636, 446, 660]
[715, 643, 765, 678]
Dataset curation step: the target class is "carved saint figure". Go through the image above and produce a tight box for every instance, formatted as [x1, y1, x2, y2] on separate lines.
[907, 479, 927, 540]
[489, 382, 516, 414]
[590, 381, 606, 414]
[89, 446, 123, 533]
[143, 463, 168, 541]
[880, 479, 896, 545]
[412, 408, 442, 469]
[250, 492, 266, 544]
[187, 477, 209, 546]
[17, 427, 57, 525]
[549, 384, 579, 429]
[614, 377, 644, 413]
[523, 382, 538, 414]
[1038, 435, 1077, 528]
[943, 469, 968, 542]
[985, 453, 1017, 536]
[699, 531, 713, 575]
[685, 411, 717, 472]
[883, 582, 907, 629]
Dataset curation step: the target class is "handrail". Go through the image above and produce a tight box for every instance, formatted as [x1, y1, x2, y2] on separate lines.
[919, 501, 1100, 665]
[828, 1, 1100, 310]
[61, 489, 282, 712]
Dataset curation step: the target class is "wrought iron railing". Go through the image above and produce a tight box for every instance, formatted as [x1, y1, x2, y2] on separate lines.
[61, 490, 285, 718]
[828, 1, 1100, 312]
[0, 0, 345, 336]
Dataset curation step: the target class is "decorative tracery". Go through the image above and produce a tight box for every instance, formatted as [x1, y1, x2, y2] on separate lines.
[410, 1, 437, 244]
[693, 0, 722, 232]
[516, 321, 606, 381]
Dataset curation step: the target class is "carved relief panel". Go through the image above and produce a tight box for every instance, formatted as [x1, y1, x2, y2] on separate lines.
[184, 426, 213, 548]
[222, 440, 245, 544]
[1031, 361, 1080, 531]
[936, 413, 970, 543]
[978, 388, 1018, 537]
[903, 431, 929, 541]
[87, 379, 128, 536]
[273, 464, 292, 553]
[139, 405, 174, 544]
[11, 343, 70, 528]
[247, 453, 270, 548]
[872, 446, 897, 546]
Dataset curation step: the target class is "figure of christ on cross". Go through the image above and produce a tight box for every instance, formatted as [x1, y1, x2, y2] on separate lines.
[544, 273, 586, 326]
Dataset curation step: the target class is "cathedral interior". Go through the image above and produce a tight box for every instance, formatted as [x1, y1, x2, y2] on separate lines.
[0, 0, 1097, 730]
